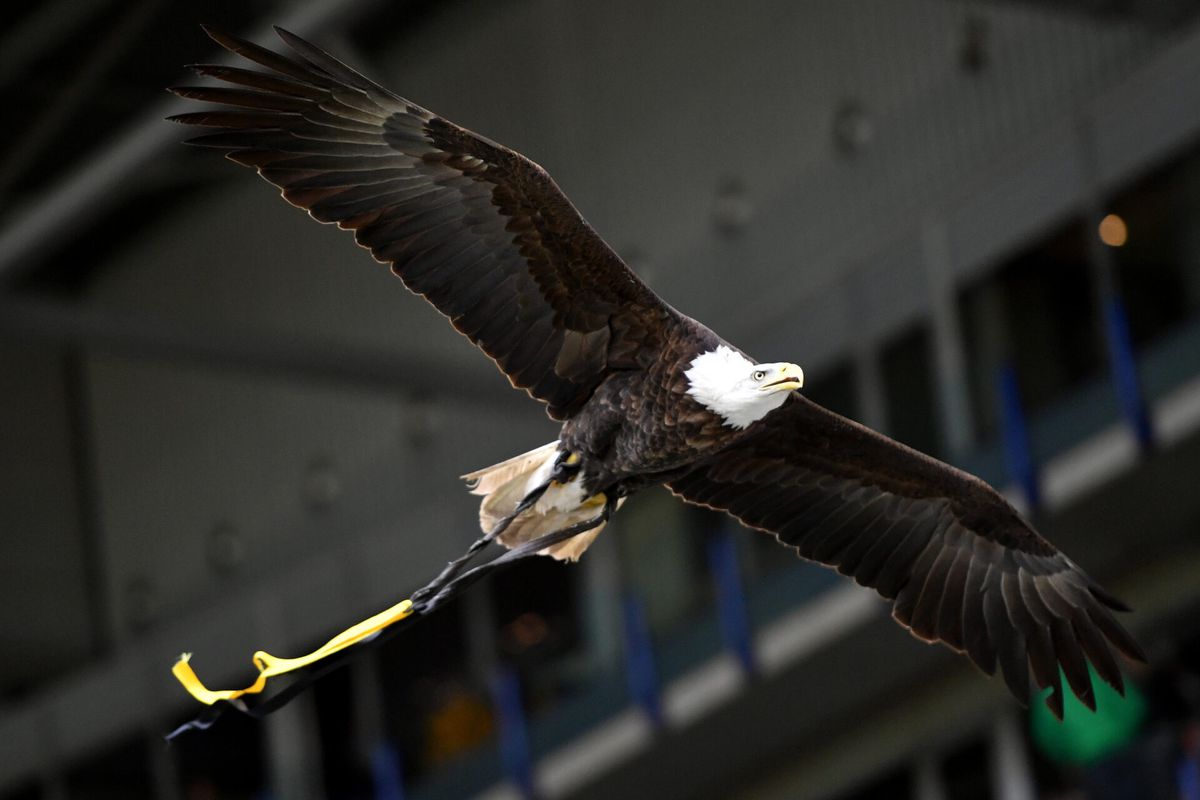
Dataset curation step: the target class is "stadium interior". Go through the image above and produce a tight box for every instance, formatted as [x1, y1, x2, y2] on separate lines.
[2, 1, 1200, 798]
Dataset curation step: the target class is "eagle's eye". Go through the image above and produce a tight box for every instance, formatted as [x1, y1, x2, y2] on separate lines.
[752, 370, 766, 382]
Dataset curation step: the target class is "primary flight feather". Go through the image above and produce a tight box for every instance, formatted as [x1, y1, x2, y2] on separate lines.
[170, 26, 1143, 718]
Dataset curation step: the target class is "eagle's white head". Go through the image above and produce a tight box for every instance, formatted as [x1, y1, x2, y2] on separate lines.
[684, 345, 804, 429]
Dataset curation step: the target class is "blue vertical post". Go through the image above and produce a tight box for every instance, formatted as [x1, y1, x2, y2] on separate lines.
[707, 526, 755, 675]
[491, 667, 535, 799]
[1102, 294, 1154, 451]
[997, 362, 1040, 510]
[1179, 746, 1200, 800]
[1076, 112, 1156, 454]
[621, 592, 663, 727]
[370, 740, 405, 800]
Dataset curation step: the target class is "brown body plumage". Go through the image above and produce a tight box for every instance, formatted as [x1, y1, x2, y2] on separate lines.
[561, 324, 735, 492]
[170, 26, 1143, 718]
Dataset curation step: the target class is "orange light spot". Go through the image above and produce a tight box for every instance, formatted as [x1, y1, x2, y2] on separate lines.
[1099, 214, 1127, 247]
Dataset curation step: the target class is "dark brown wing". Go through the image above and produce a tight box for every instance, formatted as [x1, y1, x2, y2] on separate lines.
[667, 394, 1144, 718]
[169, 27, 678, 420]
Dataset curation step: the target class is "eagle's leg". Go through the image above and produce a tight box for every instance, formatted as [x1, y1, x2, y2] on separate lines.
[411, 452, 581, 606]
[410, 482, 549, 606]
[416, 492, 616, 614]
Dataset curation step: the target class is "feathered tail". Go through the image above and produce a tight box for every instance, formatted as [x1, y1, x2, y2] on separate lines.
[461, 441, 615, 561]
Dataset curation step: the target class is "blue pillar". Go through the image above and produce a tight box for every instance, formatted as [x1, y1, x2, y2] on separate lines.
[370, 741, 405, 800]
[1179, 746, 1200, 800]
[621, 592, 663, 727]
[1102, 294, 1154, 450]
[1075, 115, 1156, 454]
[707, 527, 755, 674]
[997, 362, 1039, 510]
[491, 667, 535, 798]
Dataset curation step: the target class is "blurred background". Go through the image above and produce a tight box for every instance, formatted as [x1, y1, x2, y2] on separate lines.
[2, 1, 1200, 798]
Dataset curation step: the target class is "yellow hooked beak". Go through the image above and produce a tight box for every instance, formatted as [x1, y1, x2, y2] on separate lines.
[765, 363, 804, 392]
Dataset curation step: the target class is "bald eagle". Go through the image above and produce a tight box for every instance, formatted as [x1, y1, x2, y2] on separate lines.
[170, 27, 1142, 718]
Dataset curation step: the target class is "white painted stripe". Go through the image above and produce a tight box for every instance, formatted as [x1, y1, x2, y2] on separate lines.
[1041, 424, 1138, 512]
[535, 708, 654, 798]
[1155, 373, 1200, 448]
[755, 583, 882, 676]
[473, 782, 523, 800]
[662, 652, 746, 728]
[1009, 374, 1200, 515]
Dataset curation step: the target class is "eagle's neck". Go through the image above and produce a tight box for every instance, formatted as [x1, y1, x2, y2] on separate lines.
[684, 346, 787, 429]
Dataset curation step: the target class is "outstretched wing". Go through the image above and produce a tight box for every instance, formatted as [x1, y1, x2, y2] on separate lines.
[667, 395, 1144, 718]
[169, 27, 678, 420]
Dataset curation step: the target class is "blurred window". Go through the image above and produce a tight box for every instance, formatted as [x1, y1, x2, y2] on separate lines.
[942, 737, 993, 800]
[805, 358, 860, 421]
[957, 221, 1103, 438]
[375, 596, 493, 780]
[490, 555, 587, 711]
[834, 766, 913, 800]
[881, 322, 943, 458]
[618, 491, 714, 634]
[1107, 149, 1200, 346]
[313, 665, 373, 799]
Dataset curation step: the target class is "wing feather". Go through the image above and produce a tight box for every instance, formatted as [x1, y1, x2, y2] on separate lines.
[668, 395, 1143, 717]
[171, 26, 681, 419]
[935, 537, 972, 651]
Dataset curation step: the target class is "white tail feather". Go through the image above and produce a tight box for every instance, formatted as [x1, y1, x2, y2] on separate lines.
[461, 441, 559, 497]
[461, 441, 617, 562]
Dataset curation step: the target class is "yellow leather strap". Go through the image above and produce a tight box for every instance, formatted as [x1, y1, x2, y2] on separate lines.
[172, 598, 415, 705]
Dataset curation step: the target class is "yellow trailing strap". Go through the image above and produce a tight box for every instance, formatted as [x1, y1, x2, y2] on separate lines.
[172, 598, 415, 705]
